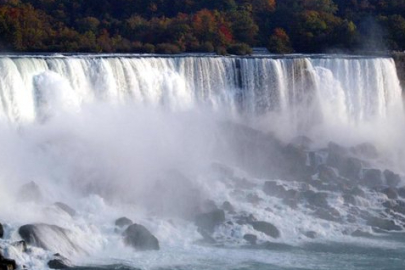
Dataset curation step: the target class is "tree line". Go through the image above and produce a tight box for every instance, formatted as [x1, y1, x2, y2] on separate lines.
[0, 0, 405, 54]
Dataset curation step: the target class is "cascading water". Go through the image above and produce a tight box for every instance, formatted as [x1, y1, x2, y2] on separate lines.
[0, 55, 404, 270]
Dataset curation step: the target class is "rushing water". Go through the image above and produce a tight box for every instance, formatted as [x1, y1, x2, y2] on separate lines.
[0, 54, 404, 270]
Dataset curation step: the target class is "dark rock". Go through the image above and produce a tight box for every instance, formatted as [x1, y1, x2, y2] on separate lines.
[123, 224, 159, 251]
[362, 169, 383, 188]
[246, 193, 262, 204]
[399, 187, 405, 198]
[366, 217, 403, 231]
[351, 143, 378, 159]
[318, 165, 339, 183]
[382, 187, 398, 200]
[290, 136, 312, 150]
[250, 221, 280, 238]
[303, 191, 329, 208]
[349, 186, 366, 197]
[263, 181, 287, 198]
[352, 230, 372, 237]
[235, 214, 256, 225]
[54, 202, 76, 217]
[11, 241, 27, 253]
[343, 194, 356, 205]
[0, 254, 16, 270]
[222, 201, 235, 213]
[343, 157, 363, 180]
[18, 224, 77, 252]
[19, 181, 42, 202]
[47, 254, 71, 269]
[115, 217, 133, 228]
[384, 170, 402, 187]
[304, 231, 317, 239]
[195, 210, 225, 233]
[243, 234, 257, 245]
[0, 223, 3, 238]
[314, 208, 340, 222]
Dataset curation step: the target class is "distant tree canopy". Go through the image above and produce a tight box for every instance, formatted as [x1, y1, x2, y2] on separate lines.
[0, 0, 404, 54]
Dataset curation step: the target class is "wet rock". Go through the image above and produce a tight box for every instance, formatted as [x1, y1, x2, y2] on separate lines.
[115, 217, 133, 228]
[235, 214, 256, 225]
[18, 224, 77, 252]
[351, 142, 378, 159]
[361, 169, 383, 188]
[11, 241, 27, 253]
[318, 165, 339, 183]
[352, 230, 372, 237]
[47, 254, 71, 269]
[314, 208, 341, 222]
[303, 191, 329, 208]
[0, 253, 16, 270]
[0, 223, 3, 238]
[381, 187, 398, 200]
[221, 201, 235, 214]
[384, 170, 402, 187]
[343, 157, 363, 180]
[201, 200, 218, 213]
[290, 136, 313, 150]
[263, 181, 287, 198]
[195, 210, 225, 233]
[123, 224, 160, 251]
[246, 193, 262, 204]
[243, 234, 257, 245]
[250, 221, 280, 238]
[398, 187, 405, 198]
[366, 217, 402, 231]
[54, 202, 76, 217]
[304, 231, 317, 239]
[343, 194, 356, 205]
[349, 186, 366, 197]
[19, 181, 42, 202]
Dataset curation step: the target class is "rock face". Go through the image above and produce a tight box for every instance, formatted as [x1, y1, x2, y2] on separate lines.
[250, 221, 280, 238]
[18, 224, 78, 253]
[0, 223, 3, 238]
[123, 224, 159, 251]
[0, 253, 16, 270]
[195, 209, 225, 234]
[115, 217, 133, 228]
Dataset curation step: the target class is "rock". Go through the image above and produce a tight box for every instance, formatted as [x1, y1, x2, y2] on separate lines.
[304, 231, 317, 239]
[0, 253, 16, 270]
[18, 224, 77, 253]
[201, 200, 218, 213]
[343, 157, 363, 180]
[250, 221, 280, 238]
[366, 217, 403, 231]
[54, 202, 76, 217]
[384, 170, 402, 187]
[351, 142, 378, 159]
[263, 181, 287, 198]
[195, 210, 225, 233]
[115, 217, 133, 228]
[290, 136, 313, 150]
[19, 181, 42, 202]
[381, 187, 398, 200]
[352, 230, 372, 237]
[246, 193, 262, 204]
[123, 224, 159, 251]
[11, 241, 27, 253]
[235, 214, 256, 225]
[343, 194, 356, 205]
[361, 169, 383, 188]
[303, 191, 329, 208]
[314, 208, 341, 222]
[399, 187, 405, 198]
[47, 254, 71, 269]
[349, 186, 366, 197]
[0, 223, 3, 238]
[243, 234, 257, 245]
[318, 165, 339, 183]
[222, 201, 235, 213]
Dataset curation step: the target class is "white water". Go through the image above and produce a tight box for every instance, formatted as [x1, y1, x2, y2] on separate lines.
[0, 55, 404, 269]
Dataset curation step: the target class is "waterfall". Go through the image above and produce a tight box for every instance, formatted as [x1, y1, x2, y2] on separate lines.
[0, 55, 402, 135]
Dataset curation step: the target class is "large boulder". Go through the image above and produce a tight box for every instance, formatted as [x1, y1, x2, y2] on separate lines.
[47, 254, 71, 269]
[18, 224, 78, 254]
[250, 221, 280, 238]
[303, 191, 329, 208]
[381, 187, 398, 200]
[263, 181, 287, 198]
[361, 169, 383, 188]
[384, 170, 402, 187]
[115, 217, 133, 228]
[195, 209, 225, 234]
[0, 223, 3, 238]
[0, 253, 16, 270]
[351, 142, 378, 159]
[366, 217, 402, 231]
[123, 224, 159, 251]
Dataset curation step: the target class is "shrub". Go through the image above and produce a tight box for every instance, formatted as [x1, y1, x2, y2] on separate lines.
[227, 43, 252, 55]
[155, 43, 181, 54]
